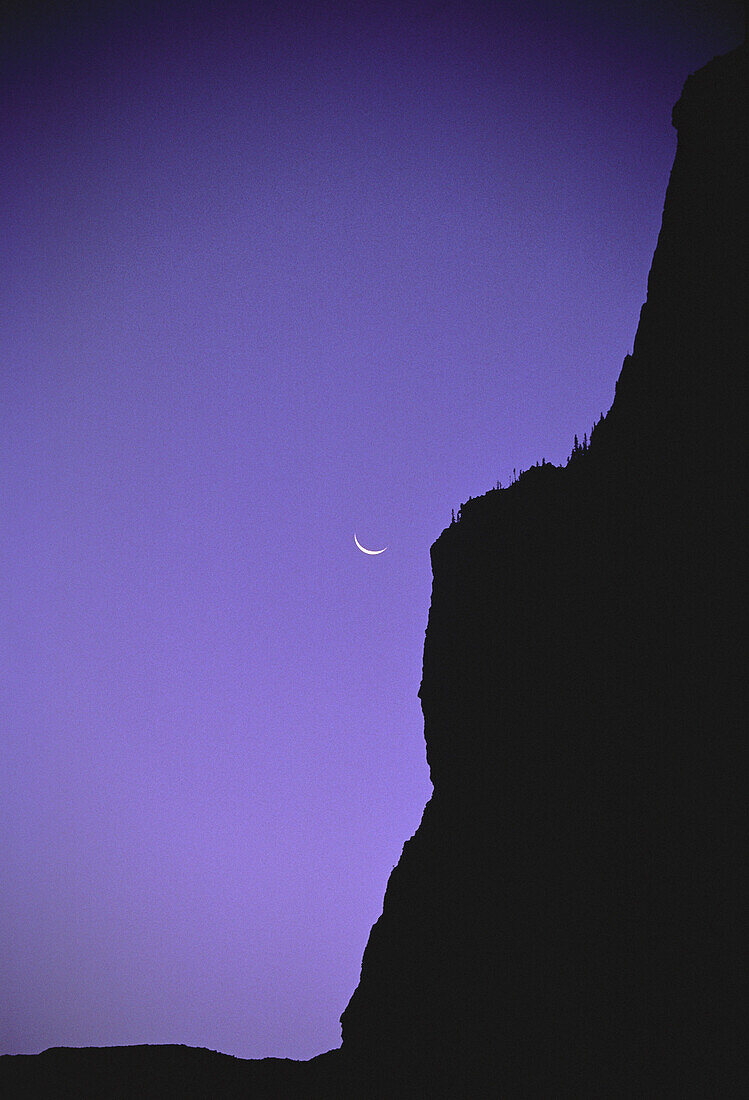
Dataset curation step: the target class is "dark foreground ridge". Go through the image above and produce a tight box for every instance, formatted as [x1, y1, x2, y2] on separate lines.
[3, 43, 746, 1099]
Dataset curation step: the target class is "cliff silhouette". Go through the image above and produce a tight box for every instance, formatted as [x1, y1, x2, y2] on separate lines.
[2, 42, 746, 1099]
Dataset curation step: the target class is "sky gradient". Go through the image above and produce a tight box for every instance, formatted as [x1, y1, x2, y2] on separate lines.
[2, 0, 743, 1061]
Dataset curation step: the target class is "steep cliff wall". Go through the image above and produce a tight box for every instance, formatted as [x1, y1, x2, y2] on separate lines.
[2, 42, 745, 1100]
[338, 43, 747, 1096]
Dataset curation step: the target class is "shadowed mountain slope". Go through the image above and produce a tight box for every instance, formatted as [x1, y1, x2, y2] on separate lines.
[2, 41, 746, 1099]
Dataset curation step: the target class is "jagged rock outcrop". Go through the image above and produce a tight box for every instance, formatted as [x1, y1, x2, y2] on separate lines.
[2, 42, 746, 1100]
[337, 43, 747, 1097]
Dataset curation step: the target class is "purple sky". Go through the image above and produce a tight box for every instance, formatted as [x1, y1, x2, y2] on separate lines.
[1, 0, 743, 1061]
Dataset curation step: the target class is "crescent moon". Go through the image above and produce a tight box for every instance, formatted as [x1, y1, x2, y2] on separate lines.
[354, 533, 387, 556]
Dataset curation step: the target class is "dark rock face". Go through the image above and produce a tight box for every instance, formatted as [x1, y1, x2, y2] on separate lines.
[338, 43, 747, 1097]
[2, 43, 746, 1100]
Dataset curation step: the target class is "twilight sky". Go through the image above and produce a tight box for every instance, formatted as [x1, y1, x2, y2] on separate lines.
[1, 0, 743, 1061]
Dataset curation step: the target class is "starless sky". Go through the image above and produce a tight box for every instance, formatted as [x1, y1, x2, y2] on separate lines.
[1, 0, 743, 1061]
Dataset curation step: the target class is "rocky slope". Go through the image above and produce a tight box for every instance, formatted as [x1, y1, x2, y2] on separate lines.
[2, 41, 746, 1100]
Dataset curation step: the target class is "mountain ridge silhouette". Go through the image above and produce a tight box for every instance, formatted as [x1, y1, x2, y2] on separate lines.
[2, 40, 746, 1099]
